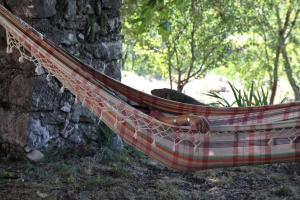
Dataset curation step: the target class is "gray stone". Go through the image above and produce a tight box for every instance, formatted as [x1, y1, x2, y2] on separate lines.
[104, 61, 121, 81]
[8, 75, 32, 107]
[95, 0, 102, 16]
[108, 17, 121, 33]
[64, 0, 77, 20]
[93, 42, 109, 59]
[40, 111, 66, 125]
[0, 110, 29, 146]
[27, 119, 51, 149]
[77, 33, 85, 42]
[101, 0, 121, 10]
[61, 32, 78, 47]
[24, 146, 31, 153]
[95, 22, 101, 33]
[93, 41, 121, 61]
[26, 150, 44, 162]
[60, 102, 72, 113]
[6, 0, 57, 18]
[36, 191, 49, 199]
[69, 130, 84, 144]
[81, 125, 99, 141]
[61, 123, 75, 139]
[86, 3, 95, 15]
[108, 41, 122, 61]
[31, 78, 60, 111]
[0, 0, 123, 152]
[112, 135, 124, 151]
[71, 104, 97, 124]
[35, 66, 46, 76]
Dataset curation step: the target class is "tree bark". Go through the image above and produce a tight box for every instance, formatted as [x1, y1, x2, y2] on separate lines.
[281, 45, 300, 100]
[269, 40, 281, 104]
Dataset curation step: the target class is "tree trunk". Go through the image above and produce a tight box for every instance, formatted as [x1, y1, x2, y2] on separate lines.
[281, 45, 300, 100]
[269, 42, 281, 104]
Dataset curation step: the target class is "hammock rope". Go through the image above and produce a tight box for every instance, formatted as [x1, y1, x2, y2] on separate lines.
[0, 4, 299, 171]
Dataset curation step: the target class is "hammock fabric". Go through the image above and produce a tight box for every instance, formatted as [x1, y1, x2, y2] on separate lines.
[0, 5, 299, 171]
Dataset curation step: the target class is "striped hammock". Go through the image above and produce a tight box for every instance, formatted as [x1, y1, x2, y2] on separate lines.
[0, 5, 299, 171]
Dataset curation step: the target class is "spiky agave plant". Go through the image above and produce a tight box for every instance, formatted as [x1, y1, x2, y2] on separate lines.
[205, 81, 288, 107]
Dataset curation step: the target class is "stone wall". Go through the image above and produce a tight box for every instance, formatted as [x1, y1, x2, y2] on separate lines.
[0, 0, 122, 153]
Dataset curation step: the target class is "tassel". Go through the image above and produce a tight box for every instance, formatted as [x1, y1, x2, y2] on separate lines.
[74, 97, 78, 104]
[6, 47, 13, 54]
[172, 143, 176, 152]
[98, 112, 103, 125]
[288, 136, 296, 144]
[267, 138, 273, 146]
[46, 74, 51, 81]
[35, 65, 43, 74]
[59, 86, 65, 94]
[133, 130, 138, 139]
[193, 146, 197, 153]
[18, 56, 24, 63]
[152, 138, 156, 147]
[82, 97, 86, 106]
[114, 120, 118, 128]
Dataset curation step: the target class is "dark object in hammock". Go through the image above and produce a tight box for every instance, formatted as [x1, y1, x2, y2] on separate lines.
[151, 88, 205, 105]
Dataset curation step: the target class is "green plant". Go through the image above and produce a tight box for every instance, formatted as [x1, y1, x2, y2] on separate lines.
[98, 122, 115, 147]
[206, 81, 288, 107]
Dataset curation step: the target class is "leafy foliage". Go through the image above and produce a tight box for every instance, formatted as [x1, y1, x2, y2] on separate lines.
[206, 82, 288, 107]
[122, 0, 300, 100]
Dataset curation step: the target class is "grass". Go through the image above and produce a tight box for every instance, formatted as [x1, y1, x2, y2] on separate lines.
[273, 186, 293, 197]
[83, 175, 114, 190]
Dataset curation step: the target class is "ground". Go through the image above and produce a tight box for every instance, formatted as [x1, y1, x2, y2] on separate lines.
[0, 144, 299, 200]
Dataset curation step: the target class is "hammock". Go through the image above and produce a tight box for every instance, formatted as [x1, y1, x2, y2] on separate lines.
[0, 5, 299, 171]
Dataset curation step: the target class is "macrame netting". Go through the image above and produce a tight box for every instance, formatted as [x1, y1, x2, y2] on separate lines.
[0, 4, 299, 171]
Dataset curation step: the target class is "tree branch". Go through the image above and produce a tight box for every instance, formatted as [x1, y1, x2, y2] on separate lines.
[285, 9, 300, 40]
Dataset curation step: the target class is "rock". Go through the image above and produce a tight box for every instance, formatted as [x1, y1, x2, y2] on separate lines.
[108, 42, 122, 61]
[95, 0, 102, 16]
[31, 78, 60, 111]
[60, 102, 72, 113]
[35, 66, 46, 76]
[71, 104, 97, 123]
[108, 17, 121, 33]
[27, 119, 51, 149]
[41, 111, 66, 125]
[93, 43, 110, 60]
[112, 135, 124, 151]
[102, 0, 122, 10]
[93, 42, 109, 60]
[77, 33, 85, 42]
[93, 41, 122, 61]
[104, 61, 121, 81]
[6, 0, 57, 18]
[69, 131, 84, 144]
[0, 110, 29, 147]
[26, 150, 44, 162]
[36, 191, 49, 199]
[81, 125, 98, 141]
[24, 146, 31, 153]
[64, 0, 77, 20]
[8, 75, 32, 107]
[61, 32, 78, 47]
[86, 3, 95, 15]
[0, 0, 122, 151]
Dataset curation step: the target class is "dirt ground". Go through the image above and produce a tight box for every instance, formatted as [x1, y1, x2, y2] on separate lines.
[0, 144, 299, 200]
